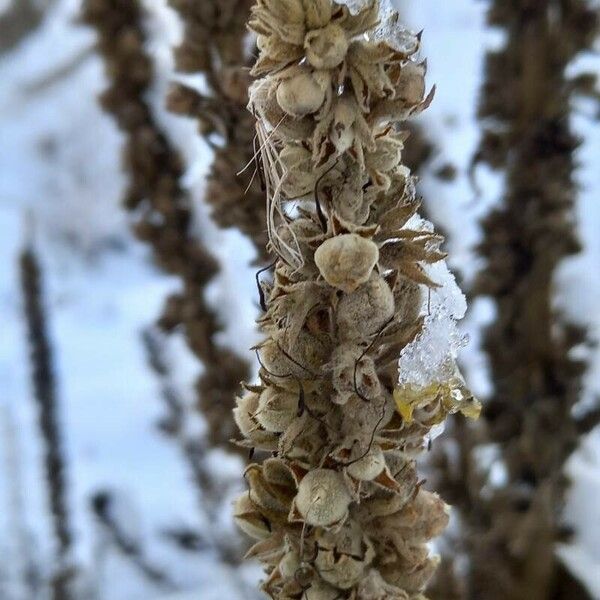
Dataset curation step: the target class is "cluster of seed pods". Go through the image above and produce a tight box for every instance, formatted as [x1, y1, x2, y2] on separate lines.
[234, 2, 478, 598]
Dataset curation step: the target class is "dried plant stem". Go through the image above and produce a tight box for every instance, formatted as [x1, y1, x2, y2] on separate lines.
[443, 2, 600, 599]
[167, 0, 269, 260]
[81, 0, 249, 449]
[233, 1, 478, 598]
[19, 233, 73, 600]
[90, 490, 177, 592]
[0, 0, 45, 54]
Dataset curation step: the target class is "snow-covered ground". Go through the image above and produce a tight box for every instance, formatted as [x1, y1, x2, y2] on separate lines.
[0, 0, 598, 598]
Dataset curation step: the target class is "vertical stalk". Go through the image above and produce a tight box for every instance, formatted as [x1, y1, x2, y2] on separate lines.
[450, 2, 600, 598]
[233, 1, 478, 598]
[167, 0, 269, 260]
[19, 231, 73, 600]
[81, 0, 249, 450]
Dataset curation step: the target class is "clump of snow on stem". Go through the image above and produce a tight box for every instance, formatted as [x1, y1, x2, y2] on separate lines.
[398, 219, 468, 388]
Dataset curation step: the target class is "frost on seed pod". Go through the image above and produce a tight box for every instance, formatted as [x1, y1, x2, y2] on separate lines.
[276, 67, 329, 117]
[292, 469, 351, 527]
[336, 274, 395, 340]
[315, 233, 379, 292]
[305, 23, 349, 69]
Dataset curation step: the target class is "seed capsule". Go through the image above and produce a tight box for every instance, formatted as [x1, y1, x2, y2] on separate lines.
[276, 69, 327, 117]
[336, 274, 395, 340]
[294, 469, 351, 527]
[305, 23, 349, 69]
[315, 234, 379, 293]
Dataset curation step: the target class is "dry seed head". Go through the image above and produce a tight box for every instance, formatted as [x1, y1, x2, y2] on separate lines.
[236, 0, 469, 595]
[294, 469, 351, 527]
[315, 233, 379, 292]
[305, 23, 349, 69]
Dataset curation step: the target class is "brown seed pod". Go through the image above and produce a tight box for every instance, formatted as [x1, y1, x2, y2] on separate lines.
[303, 579, 341, 600]
[247, 463, 294, 514]
[234, 392, 279, 450]
[381, 554, 440, 594]
[256, 386, 299, 432]
[329, 343, 381, 404]
[276, 67, 328, 117]
[280, 143, 316, 197]
[346, 445, 386, 482]
[336, 274, 395, 340]
[259, 329, 331, 382]
[233, 493, 271, 540]
[293, 469, 351, 527]
[314, 520, 375, 589]
[305, 23, 349, 69]
[358, 569, 410, 599]
[379, 489, 450, 543]
[315, 233, 379, 292]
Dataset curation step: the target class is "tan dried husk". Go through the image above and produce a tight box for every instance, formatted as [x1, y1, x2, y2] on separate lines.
[235, 1, 478, 598]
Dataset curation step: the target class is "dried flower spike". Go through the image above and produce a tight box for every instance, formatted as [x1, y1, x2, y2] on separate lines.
[235, 1, 478, 598]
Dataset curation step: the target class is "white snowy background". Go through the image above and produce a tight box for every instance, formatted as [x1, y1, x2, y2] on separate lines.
[0, 0, 598, 598]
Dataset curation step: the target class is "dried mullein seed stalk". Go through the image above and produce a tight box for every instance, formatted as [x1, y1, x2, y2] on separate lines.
[81, 0, 249, 449]
[431, 2, 600, 599]
[235, 1, 479, 598]
[20, 232, 74, 600]
[167, 0, 269, 260]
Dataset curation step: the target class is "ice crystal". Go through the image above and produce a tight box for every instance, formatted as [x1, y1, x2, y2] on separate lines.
[398, 255, 468, 388]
